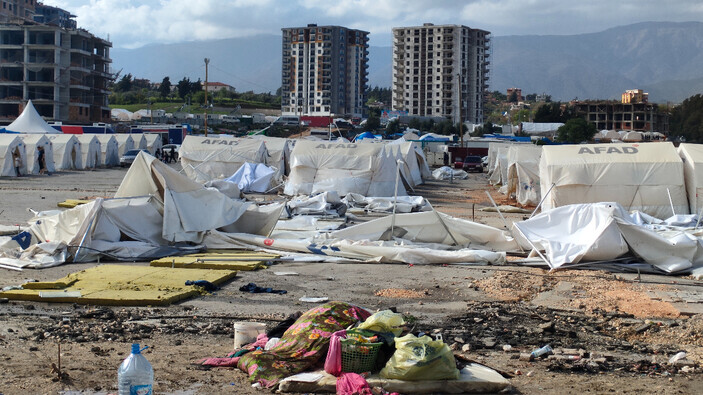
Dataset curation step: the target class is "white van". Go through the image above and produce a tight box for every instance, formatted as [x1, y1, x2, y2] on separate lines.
[273, 116, 300, 126]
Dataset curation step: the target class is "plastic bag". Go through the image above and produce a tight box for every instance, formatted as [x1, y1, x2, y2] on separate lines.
[324, 330, 347, 376]
[379, 334, 460, 381]
[357, 310, 405, 337]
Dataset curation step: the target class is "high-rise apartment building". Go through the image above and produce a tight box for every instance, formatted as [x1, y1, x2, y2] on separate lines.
[281, 24, 368, 117]
[0, 5, 111, 123]
[392, 23, 490, 124]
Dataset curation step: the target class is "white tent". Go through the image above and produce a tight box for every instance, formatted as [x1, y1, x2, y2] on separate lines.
[135, 134, 147, 150]
[284, 140, 405, 197]
[622, 131, 643, 142]
[113, 134, 135, 156]
[600, 130, 620, 140]
[539, 142, 688, 218]
[505, 144, 542, 206]
[17, 134, 55, 174]
[488, 142, 511, 186]
[5, 100, 61, 134]
[0, 135, 27, 176]
[94, 135, 120, 167]
[248, 135, 292, 182]
[75, 134, 101, 169]
[386, 141, 427, 188]
[520, 122, 564, 136]
[402, 132, 420, 141]
[111, 108, 134, 121]
[143, 133, 163, 155]
[678, 143, 703, 215]
[180, 136, 268, 183]
[47, 134, 82, 170]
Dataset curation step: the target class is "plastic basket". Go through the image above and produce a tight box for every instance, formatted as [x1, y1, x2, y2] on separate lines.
[340, 337, 382, 373]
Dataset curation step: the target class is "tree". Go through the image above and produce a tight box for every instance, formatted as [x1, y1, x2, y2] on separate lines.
[407, 118, 422, 130]
[159, 77, 172, 99]
[177, 77, 191, 99]
[670, 94, 703, 142]
[365, 114, 381, 130]
[386, 119, 400, 135]
[113, 73, 133, 93]
[533, 102, 574, 123]
[508, 91, 518, 103]
[556, 118, 597, 143]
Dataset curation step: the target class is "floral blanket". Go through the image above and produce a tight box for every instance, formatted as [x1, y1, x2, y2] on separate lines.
[237, 301, 370, 387]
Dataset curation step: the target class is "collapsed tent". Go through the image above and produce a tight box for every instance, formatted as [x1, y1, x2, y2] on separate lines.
[47, 134, 81, 170]
[180, 136, 268, 183]
[0, 152, 285, 268]
[386, 141, 430, 188]
[284, 140, 405, 197]
[5, 100, 61, 134]
[539, 142, 688, 219]
[142, 133, 163, 155]
[432, 166, 468, 180]
[0, 135, 27, 176]
[224, 162, 276, 193]
[113, 134, 135, 156]
[505, 144, 542, 206]
[514, 202, 703, 274]
[17, 134, 55, 174]
[249, 135, 291, 182]
[75, 134, 101, 169]
[94, 134, 120, 166]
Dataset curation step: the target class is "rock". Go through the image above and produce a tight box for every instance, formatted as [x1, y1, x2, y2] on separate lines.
[635, 323, 651, 333]
[673, 359, 696, 368]
[454, 337, 465, 344]
[538, 321, 555, 332]
[482, 338, 497, 348]
[519, 353, 533, 362]
[461, 344, 471, 353]
[29, 346, 38, 352]
[450, 342, 460, 351]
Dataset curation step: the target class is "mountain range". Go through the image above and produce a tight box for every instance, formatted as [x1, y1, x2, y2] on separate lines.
[112, 21, 703, 103]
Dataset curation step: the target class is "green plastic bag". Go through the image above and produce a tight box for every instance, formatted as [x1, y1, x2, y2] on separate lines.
[357, 310, 405, 337]
[379, 334, 460, 381]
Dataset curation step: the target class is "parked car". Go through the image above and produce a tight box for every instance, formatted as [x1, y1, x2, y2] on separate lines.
[461, 156, 484, 173]
[120, 149, 150, 167]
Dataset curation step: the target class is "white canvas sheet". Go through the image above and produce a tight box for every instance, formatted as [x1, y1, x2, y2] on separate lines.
[94, 135, 119, 166]
[0, 135, 27, 176]
[47, 134, 81, 170]
[432, 166, 468, 180]
[17, 134, 55, 174]
[249, 135, 291, 181]
[224, 162, 276, 193]
[180, 136, 268, 183]
[284, 140, 405, 197]
[75, 134, 101, 169]
[539, 142, 688, 219]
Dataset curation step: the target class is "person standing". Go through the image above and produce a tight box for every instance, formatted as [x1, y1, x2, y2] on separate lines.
[154, 148, 161, 162]
[12, 150, 22, 177]
[169, 145, 176, 163]
[37, 146, 47, 175]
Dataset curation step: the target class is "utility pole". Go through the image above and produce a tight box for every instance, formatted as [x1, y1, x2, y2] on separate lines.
[204, 58, 210, 137]
[458, 72, 464, 148]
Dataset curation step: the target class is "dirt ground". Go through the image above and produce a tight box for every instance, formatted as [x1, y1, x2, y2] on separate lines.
[1, 165, 703, 394]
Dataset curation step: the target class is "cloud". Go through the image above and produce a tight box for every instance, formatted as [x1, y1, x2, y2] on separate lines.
[40, 0, 703, 48]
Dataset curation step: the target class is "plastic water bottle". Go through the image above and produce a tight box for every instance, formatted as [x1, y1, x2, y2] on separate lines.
[118, 343, 153, 395]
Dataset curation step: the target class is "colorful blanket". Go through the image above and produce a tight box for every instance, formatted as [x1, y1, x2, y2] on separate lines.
[237, 301, 370, 387]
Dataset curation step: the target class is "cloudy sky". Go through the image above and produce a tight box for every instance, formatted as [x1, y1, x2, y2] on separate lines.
[42, 0, 703, 49]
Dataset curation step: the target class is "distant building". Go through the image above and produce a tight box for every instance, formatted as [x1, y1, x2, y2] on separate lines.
[507, 88, 523, 102]
[0, 5, 112, 123]
[205, 82, 235, 94]
[391, 23, 490, 124]
[0, 0, 36, 23]
[622, 89, 648, 104]
[573, 101, 668, 133]
[281, 24, 368, 118]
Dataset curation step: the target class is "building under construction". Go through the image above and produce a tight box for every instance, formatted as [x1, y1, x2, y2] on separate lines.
[573, 101, 669, 134]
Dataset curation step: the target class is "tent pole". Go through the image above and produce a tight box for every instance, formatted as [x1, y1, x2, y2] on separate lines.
[530, 182, 555, 219]
[390, 159, 404, 239]
[666, 188, 675, 217]
[485, 190, 509, 230]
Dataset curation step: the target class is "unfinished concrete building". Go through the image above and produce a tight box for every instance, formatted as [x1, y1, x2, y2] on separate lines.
[573, 101, 669, 133]
[391, 23, 490, 125]
[0, 13, 111, 123]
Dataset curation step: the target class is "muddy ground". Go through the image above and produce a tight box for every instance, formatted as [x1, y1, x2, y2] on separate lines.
[1, 166, 703, 394]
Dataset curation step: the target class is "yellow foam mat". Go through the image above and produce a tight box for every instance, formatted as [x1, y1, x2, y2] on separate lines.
[150, 251, 278, 271]
[0, 264, 237, 306]
[57, 199, 92, 208]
